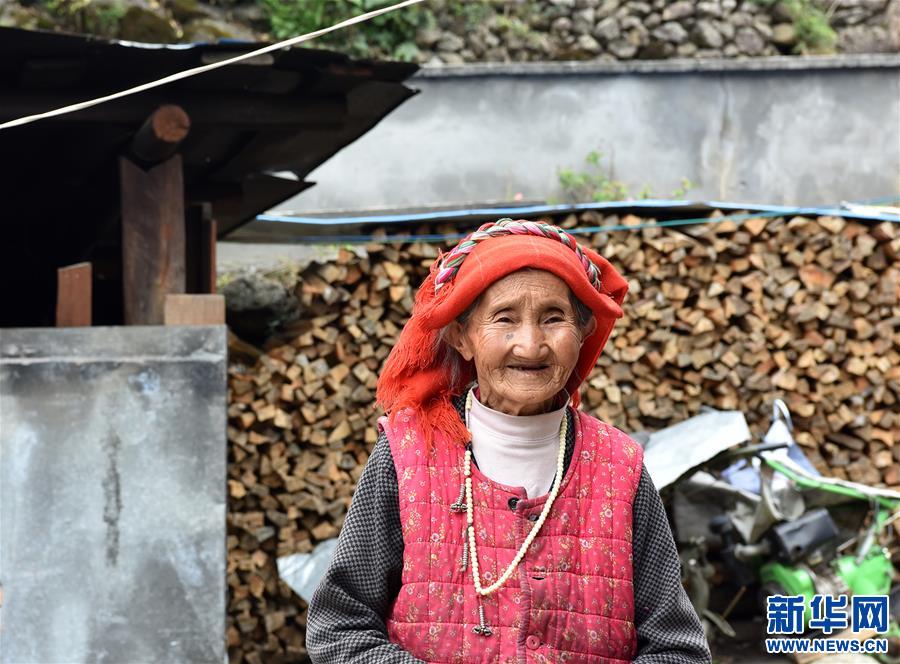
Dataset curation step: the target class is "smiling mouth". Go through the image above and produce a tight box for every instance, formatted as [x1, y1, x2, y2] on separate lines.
[509, 364, 549, 373]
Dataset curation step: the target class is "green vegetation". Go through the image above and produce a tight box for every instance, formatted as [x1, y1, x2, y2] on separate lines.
[259, 0, 544, 61]
[449, 1, 492, 31]
[754, 0, 836, 53]
[671, 177, 694, 199]
[555, 150, 695, 203]
[260, 0, 434, 61]
[557, 150, 629, 203]
[37, 0, 128, 38]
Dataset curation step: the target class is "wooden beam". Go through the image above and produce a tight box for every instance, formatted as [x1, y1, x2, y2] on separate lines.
[120, 155, 186, 325]
[185, 203, 217, 294]
[2, 91, 346, 127]
[164, 294, 225, 325]
[55, 262, 92, 327]
[130, 105, 190, 164]
[204, 217, 218, 295]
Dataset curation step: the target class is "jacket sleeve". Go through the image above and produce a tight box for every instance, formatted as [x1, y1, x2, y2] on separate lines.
[306, 430, 425, 664]
[632, 464, 712, 664]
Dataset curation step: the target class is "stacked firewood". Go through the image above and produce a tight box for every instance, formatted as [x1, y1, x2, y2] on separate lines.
[226, 211, 899, 663]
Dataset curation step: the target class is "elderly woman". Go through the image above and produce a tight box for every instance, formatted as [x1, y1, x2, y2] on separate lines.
[306, 218, 711, 663]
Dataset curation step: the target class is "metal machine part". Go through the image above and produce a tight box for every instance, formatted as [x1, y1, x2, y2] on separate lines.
[769, 507, 839, 565]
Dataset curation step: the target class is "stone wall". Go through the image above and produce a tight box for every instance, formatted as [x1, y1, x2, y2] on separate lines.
[2, 0, 898, 61]
[420, 0, 900, 63]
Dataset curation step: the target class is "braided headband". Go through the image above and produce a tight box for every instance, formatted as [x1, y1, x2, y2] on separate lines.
[434, 218, 604, 294]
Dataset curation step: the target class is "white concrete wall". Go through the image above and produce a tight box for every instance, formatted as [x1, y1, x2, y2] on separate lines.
[0, 326, 227, 664]
[275, 56, 900, 214]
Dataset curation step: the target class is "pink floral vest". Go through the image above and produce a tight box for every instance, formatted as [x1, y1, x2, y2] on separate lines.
[377, 406, 643, 664]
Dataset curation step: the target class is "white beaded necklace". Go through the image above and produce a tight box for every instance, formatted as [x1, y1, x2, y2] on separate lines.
[462, 386, 568, 597]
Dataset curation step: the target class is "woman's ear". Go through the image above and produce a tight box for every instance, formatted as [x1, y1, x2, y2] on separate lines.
[444, 321, 474, 361]
[582, 316, 597, 341]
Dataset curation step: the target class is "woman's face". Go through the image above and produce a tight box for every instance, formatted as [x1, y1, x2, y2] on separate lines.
[445, 270, 596, 416]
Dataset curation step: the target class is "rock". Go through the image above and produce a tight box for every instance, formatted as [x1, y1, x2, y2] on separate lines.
[652, 21, 689, 43]
[576, 33, 602, 53]
[416, 26, 442, 47]
[221, 272, 300, 344]
[772, 1, 795, 23]
[838, 25, 893, 52]
[593, 15, 620, 41]
[730, 11, 753, 27]
[620, 15, 642, 29]
[609, 36, 639, 57]
[677, 41, 699, 56]
[627, 1, 653, 16]
[722, 0, 737, 10]
[467, 31, 486, 57]
[182, 17, 255, 42]
[724, 43, 740, 56]
[552, 16, 573, 32]
[890, 0, 900, 50]
[662, 0, 694, 21]
[550, 0, 576, 6]
[832, 7, 873, 26]
[573, 7, 595, 33]
[627, 23, 650, 46]
[717, 20, 735, 40]
[438, 51, 466, 65]
[735, 26, 766, 54]
[119, 3, 181, 43]
[692, 19, 723, 48]
[697, 1, 723, 18]
[230, 4, 268, 32]
[436, 32, 465, 52]
[595, 0, 620, 20]
[166, 0, 201, 22]
[772, 22, 797, 46]
[753, 19, 773, 39]
[645, 12, 662, 28]
[639, 40, 674, 57]
[0, 2, 44, 29]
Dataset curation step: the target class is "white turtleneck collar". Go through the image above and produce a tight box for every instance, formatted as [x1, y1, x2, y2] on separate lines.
[467, 386, 569, 498]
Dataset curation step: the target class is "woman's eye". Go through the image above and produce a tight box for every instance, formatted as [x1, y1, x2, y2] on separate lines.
[546, 316, 563, 323]
[496, 316, 513, 323]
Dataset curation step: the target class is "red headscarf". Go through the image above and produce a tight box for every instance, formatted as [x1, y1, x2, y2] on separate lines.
[375, 218, 629, 450]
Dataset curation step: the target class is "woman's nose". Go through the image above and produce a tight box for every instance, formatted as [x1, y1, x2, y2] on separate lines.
[511, 323, 546, 356]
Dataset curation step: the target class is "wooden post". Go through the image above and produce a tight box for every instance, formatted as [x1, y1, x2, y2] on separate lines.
[130, 105, 190, 164]
[56, 262, 92, 327]
[204, 217, 217, 295]
[185, 203, 218, 294]
[120, 155, 186, 325]
[164, 294, 225, 325]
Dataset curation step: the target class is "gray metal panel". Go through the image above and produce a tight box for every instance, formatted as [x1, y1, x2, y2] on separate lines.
[0, 326, 227, 664]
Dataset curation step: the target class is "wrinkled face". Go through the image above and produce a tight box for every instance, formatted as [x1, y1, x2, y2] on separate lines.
[445, 270, 596, 416]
